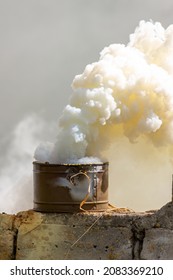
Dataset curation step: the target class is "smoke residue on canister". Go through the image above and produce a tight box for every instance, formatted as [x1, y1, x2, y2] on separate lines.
[33, 161, 109, 212]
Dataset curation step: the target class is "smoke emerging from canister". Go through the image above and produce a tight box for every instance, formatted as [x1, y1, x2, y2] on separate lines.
[34, 20, 173, 164]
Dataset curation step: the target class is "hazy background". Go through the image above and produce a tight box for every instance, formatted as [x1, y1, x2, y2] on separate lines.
[0, 0, 173, 213]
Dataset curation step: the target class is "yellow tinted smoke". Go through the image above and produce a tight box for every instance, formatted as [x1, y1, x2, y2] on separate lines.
[35, 21, 173, 210]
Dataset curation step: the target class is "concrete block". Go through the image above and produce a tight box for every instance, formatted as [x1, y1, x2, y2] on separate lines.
[0, 214, 15, 260]
[16, 211, 133, 260]
[1, 202, 173, 260]
[141, 228, 173, 260]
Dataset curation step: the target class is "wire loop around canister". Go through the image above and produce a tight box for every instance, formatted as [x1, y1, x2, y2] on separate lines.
[70, 170, 91, 211]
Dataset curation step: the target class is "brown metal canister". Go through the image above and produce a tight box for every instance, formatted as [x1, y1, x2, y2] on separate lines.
[33, 161, 109, 212]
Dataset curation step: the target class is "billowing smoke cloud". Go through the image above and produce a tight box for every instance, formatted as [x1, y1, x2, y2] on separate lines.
[35, 21, 173, 164]
[32, 20, 173, 212]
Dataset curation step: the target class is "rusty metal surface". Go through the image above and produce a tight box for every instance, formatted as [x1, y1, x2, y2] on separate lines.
[33, 161, 109, 212]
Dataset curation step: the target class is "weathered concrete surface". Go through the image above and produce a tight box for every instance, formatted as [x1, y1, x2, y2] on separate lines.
[0, 202, 173, 260]
[140, 203, 173, 260]
[0, 213, 16, 260]
[141, 228, 173, 260]
[15, 210, 134, 260]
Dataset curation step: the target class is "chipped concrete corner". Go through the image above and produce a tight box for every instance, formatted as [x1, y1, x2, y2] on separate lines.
[1, 202, 173, 260]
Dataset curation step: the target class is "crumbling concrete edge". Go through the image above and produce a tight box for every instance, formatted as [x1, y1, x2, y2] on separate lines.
[131, 223, 145, 259]
[11, 218, 18, 260]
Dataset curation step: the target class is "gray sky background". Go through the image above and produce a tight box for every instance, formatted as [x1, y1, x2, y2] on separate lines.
[1, 0, 173, 213]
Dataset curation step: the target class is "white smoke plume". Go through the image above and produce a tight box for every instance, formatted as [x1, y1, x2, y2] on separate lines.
[33, 20, 173, 211]
[35, 20, 173, 164]
[0, 114, 56, 213]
